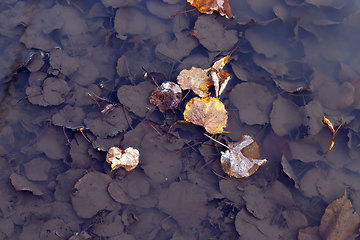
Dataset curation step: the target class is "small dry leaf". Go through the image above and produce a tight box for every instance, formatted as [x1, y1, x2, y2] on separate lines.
[211, 55, 231, 98]
[322, 116, 342, 153]
[187, 0, 233, 19]
[177, 67, 212, 97]
[184, 96, 228, 134]
[106, 146, 139, 171]
[220, 135, 267, 178]
[149, 81, 182, 112]
[212, 55, 230, 71]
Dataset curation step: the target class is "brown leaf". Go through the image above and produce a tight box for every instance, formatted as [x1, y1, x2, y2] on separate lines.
[319, 191, 360, 240]
[187, 0, 233, 19]
[106, 146, 139, 171]
[177, 67, 212, 97]
[149, 81, 182, 112]
[220, 135, 267, 178]
[184, 96, 228, 134]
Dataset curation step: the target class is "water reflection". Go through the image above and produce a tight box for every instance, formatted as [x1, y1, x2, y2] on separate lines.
[1, 0, 360, 239]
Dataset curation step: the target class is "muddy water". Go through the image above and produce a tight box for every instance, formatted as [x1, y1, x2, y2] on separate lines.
[1, 0, 360, 239]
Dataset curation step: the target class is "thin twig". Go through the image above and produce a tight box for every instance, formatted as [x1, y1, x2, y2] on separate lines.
[203, 133, 231, 150]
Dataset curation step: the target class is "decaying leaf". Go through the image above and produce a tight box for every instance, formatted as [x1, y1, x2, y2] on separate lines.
[322, 116, 342, 153]
[187, 0, 233, 19]
[177, 67, 212, 97]
[219, 135, 267, 178]
[319, 191, 360, 240]
[210, 55, 231, 98]
[184, 97, 228, 134]
[106, 146, 139, 171]
[149, 81, 182, 112]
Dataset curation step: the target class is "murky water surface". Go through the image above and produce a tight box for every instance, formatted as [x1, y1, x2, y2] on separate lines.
[1, 0, 360, 239]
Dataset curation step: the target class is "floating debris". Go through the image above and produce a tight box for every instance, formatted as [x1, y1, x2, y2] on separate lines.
[106, 146, 139, 171]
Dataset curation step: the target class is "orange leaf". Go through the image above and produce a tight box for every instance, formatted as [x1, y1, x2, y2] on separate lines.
[322, 116, 342, 153]
[187, 0, 233, 19]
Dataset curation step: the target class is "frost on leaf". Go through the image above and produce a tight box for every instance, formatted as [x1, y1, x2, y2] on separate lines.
[106, 146, 139, 171]
[187, 0, 233, 19]
[177, 67, 212, 97]
[149, 81, 182, 112]
[220, 135, 267, 178]
[184, 97, 228, 134]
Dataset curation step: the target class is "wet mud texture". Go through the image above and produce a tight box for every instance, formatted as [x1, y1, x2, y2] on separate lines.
[1, 0, 360, 239]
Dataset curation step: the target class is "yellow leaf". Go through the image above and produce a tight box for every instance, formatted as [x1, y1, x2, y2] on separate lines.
[212, 55, 230, 71]
[177, 67, 212, 98]
[184, 96, 228, 134]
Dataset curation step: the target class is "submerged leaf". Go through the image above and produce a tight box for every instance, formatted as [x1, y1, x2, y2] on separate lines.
[177, 67, 212, 97]
[106, 146, 139, 171]
[149, 81, 182, 112]
[10, 173, 44, 196]
[184, 96, 228, 134]
[220, 135, 267, 178]
[194, 15, 238, 52]
[187, 0, 233, 19]
[319, 191, 360, 240]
